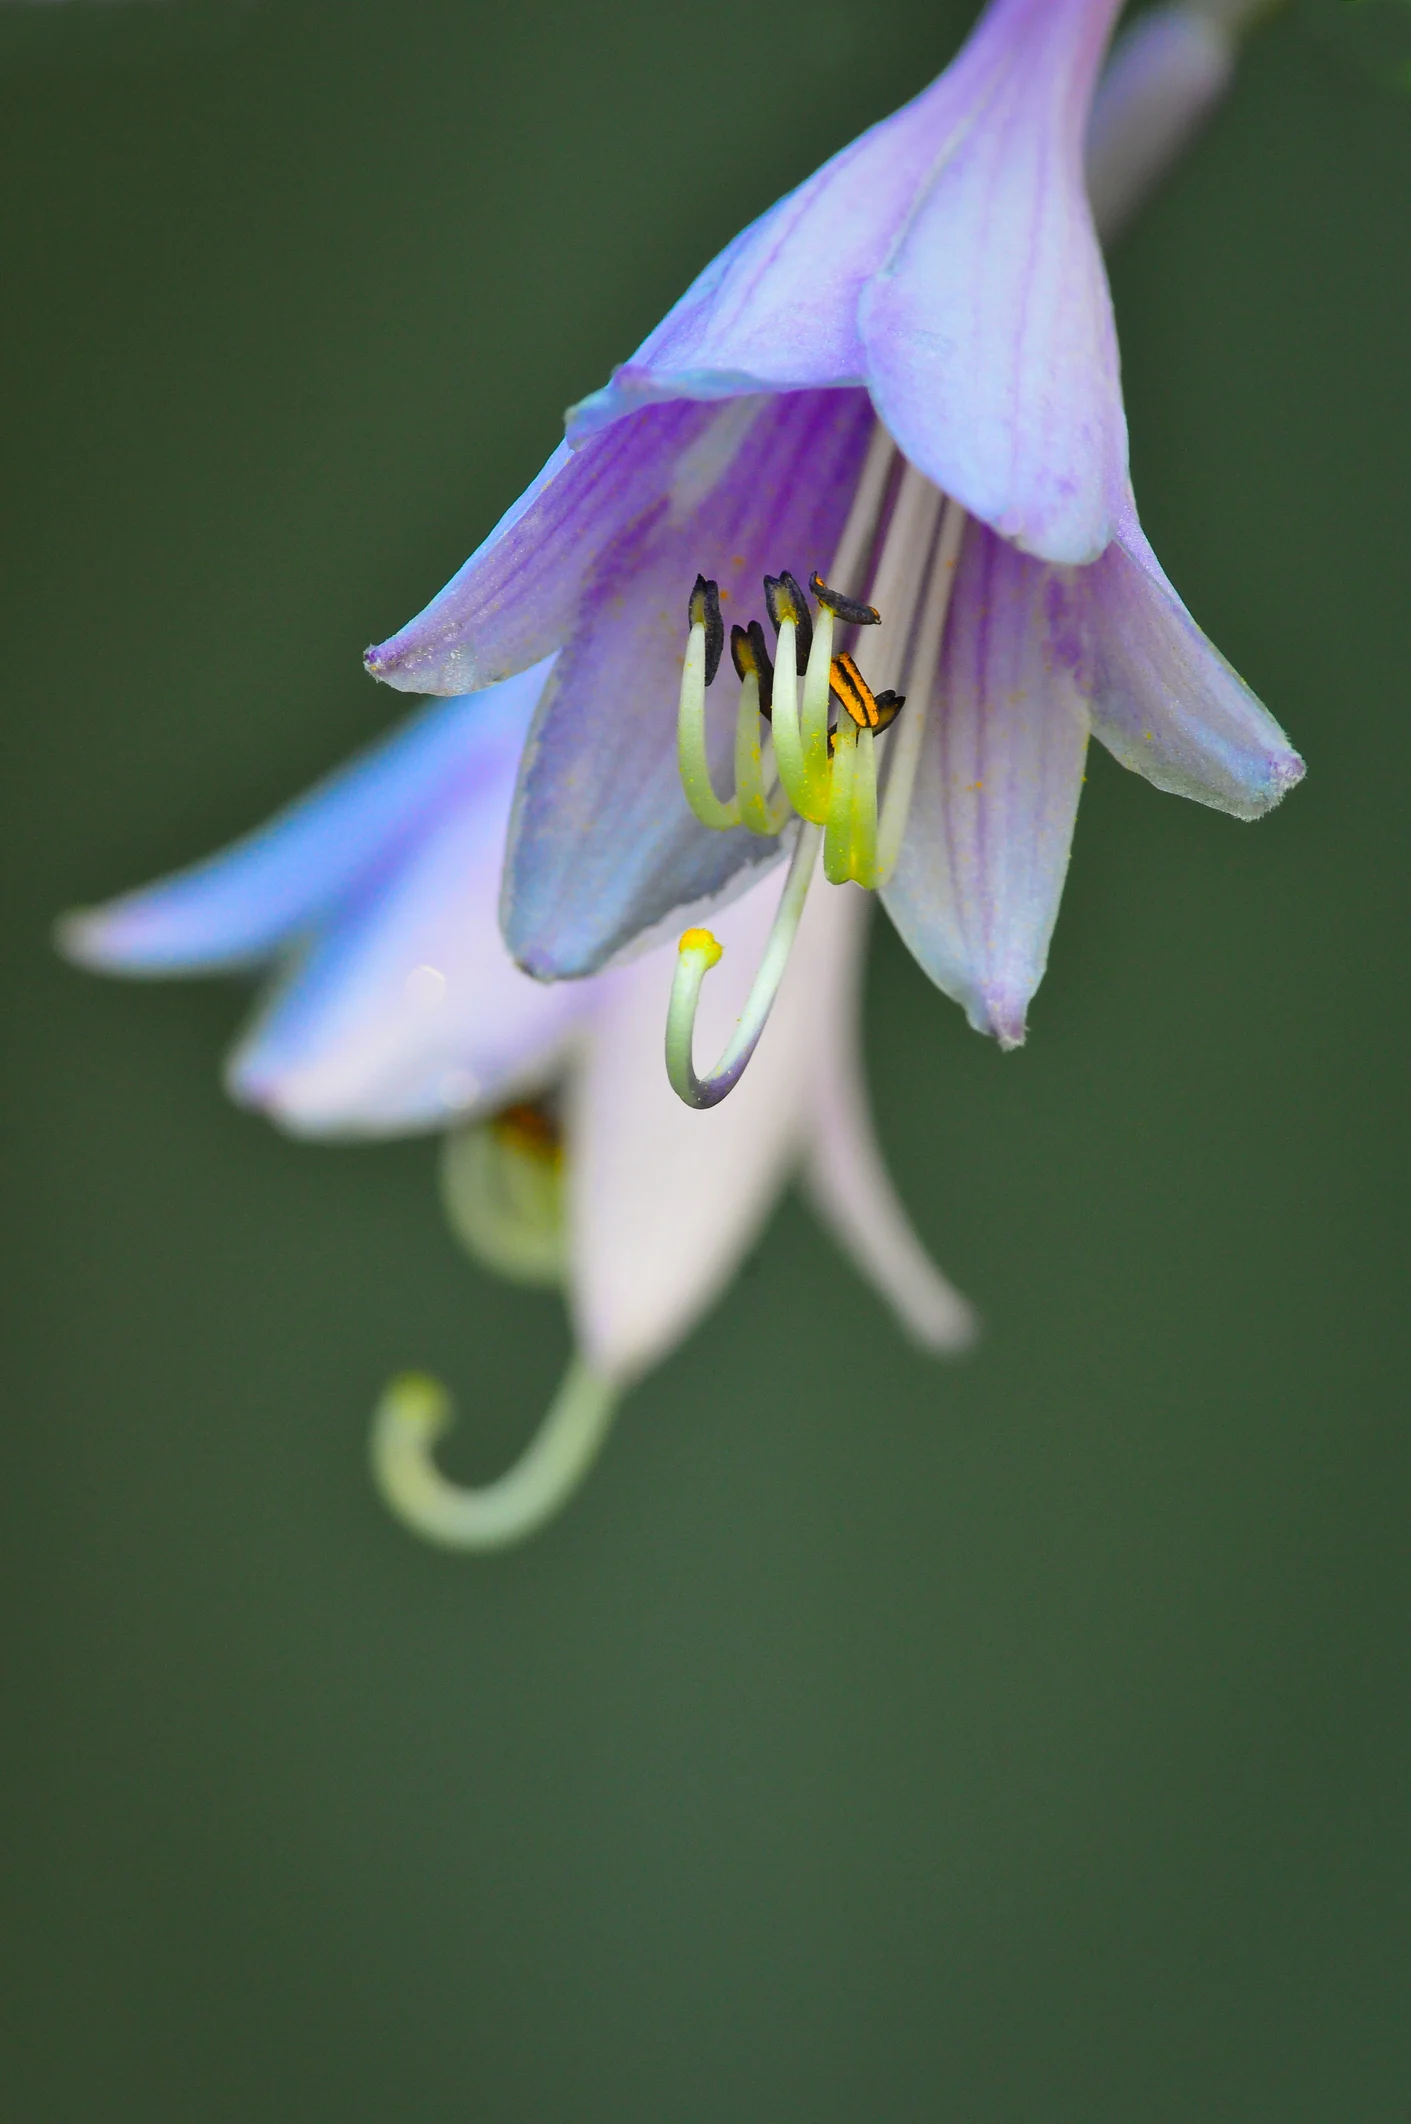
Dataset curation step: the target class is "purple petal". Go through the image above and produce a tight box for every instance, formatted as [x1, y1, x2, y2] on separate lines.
[229, 765, 585, 1139]
[862, 0, 1126, 564]
[1088, 500, 1304, 817]
[882, 520, 1092, 1047]
[502, 388, 875, 979]
[365, 402, 728, 696]
[60, 665, 549, 975]
[565, 88, 966, 436]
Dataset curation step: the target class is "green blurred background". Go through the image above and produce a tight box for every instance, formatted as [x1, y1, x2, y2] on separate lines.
[3, 1, 1409, 2116]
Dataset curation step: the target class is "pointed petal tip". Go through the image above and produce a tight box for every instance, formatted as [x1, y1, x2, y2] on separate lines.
[362, 637, 420, 693]
[972, 983, 1030, 1052]
[1270, 748, 1307, 803]
[53, 907, 102, 968]
[53, 904, 164, 977]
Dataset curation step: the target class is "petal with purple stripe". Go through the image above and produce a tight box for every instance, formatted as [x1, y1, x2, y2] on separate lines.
[882, 519, 1091, 1047]
[502, 387, 875, 980]
[862, 0, 1126, 564]
[365, 402, 726, 697]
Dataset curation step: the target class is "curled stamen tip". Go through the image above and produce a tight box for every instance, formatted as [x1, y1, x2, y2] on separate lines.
[810, 571, 881, 627]
[678, 926, 723, 968]
[688, 574, 725, 684]
[380, 1371, 452, 1436]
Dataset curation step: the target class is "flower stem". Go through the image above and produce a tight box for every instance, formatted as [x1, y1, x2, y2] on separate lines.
[370, 1361, 620, 1550]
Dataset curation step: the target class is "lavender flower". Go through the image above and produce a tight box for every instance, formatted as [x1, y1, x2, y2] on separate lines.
[365, 0, 1302, 1056]
[63, 666, 973, 1545]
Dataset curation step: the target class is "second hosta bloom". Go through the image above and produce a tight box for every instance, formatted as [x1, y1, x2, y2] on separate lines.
[64, 665, 973, 1544]
[365, 0, 1302, 1052]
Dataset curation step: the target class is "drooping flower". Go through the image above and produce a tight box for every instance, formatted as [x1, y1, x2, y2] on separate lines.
[364, 0, 1302, 1055]
[61, 664, 974, 1547]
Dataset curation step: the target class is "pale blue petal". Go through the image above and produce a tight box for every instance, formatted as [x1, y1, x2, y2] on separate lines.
[229, 770, 585, 1139]
[502, 388, 874, 978]
[862, 0, 1126, 565]
[364, 402, 725, 697]
[61, 664, 550, 975]
[882, 520, 1091, 1047]
[1088, 501, 1305, 817]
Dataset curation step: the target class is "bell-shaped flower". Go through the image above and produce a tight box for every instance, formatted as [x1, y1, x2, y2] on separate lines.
[363, 0, 1302, 1055]
[61, 664, 974, 1548]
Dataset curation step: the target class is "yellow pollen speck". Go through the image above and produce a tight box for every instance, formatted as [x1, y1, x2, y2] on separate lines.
[968, 779, 984, 793]
[678, 927, 723, 967]
[1143, 730, 1154, 741]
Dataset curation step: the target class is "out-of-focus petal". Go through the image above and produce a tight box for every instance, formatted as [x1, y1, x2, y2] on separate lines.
[502, 388, 874, 979]
[1085, 5, 1233, 244]
[59, 666, 548, 974]
[1088, 501, 1304, 818]
[365, 402, 726, 696]
[882, 519, 1091, 1048]
[862, 0, 1126, 564]
[229, 770, 584, 1139]
[567, 864, 836, 1382]
[798, 889, 978, 1352]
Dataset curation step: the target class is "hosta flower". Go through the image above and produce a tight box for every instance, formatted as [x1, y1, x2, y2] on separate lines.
[62, 664, 974, 1546]
[365, 0, 1302, 1060]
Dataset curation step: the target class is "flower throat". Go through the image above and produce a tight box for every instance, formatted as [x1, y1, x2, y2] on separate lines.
[666, 425, 965, 1111]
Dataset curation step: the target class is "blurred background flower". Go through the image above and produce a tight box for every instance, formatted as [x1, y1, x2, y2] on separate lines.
[4, 1, 1410, 2119]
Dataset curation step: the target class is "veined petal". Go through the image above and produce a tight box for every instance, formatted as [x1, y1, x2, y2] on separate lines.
[229, 768, 584, 1139]
[862, 0, 1126, 563]
[59, 665, 549, 974]
[365, 402, 724, 696]
[502, 388, 875, 979]
[1087, 500, 1305, 818]
[798, 887, 977, 1352]
[567, 864, 828, 1382]
[565, 82, 973, 435]
[882, 519, 1091, 1048]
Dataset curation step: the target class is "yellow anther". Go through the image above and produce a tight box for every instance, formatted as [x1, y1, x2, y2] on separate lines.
[678, 926, 723, 967]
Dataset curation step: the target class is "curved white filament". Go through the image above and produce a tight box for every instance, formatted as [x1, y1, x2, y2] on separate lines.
[665, 821, 822, 1109]
[370, 1361, 620, 1550]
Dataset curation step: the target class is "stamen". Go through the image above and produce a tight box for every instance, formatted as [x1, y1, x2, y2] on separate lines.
[810, 572, 881, 628]
[678, 574, 740, 830]
[730, 624, 788, 836]
[797, 593, 837, 819]
[759, 571, 817, 822]
[763, 571, 812, 674]
[830, 649, 900, 732]
[371, 1362, 621, 1551]
[874, 495, 967, 885]
[823, 714, 860, 885]
[665, 822, 822, 1108]
[729, 619, 775, 715]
